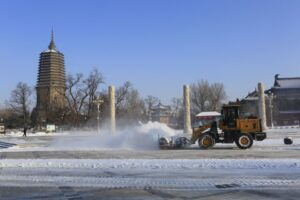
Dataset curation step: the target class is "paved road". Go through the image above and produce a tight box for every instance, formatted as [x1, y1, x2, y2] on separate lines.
[0, 166, 300, 200]
[1, 187, 300, 200]
[1, 157, 300, 200]
[1, 146, 300, 159]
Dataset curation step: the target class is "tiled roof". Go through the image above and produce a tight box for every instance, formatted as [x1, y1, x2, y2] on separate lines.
[150, 103, 171, 110]
[274, 74, 300, 88]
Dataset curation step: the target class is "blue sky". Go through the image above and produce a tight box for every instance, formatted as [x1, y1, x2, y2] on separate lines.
[0, 0, 300, 106]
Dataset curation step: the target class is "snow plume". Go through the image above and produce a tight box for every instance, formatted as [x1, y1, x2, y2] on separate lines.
[51, 122, 178, 150]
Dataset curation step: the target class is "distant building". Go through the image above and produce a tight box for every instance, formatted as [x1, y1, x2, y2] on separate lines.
[33, 31, 66, 127]
[150, 103, 171, 125]
[240, 74, 300, 126]
[240, 89, 260, 118]
[269, 74, 300, 125]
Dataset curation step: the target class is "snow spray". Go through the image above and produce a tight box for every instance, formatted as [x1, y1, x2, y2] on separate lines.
[51, 122, 179, 150]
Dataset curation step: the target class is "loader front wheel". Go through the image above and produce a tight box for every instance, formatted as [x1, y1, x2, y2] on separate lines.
[198, 133, 215, 149]
[235, 133, 253, 149]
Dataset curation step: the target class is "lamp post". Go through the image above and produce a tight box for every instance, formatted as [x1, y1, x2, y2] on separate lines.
[93, 96, 104, 133]
[268, 91, 274, 129]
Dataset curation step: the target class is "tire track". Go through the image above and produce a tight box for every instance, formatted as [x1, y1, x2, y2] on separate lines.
[59, 186, 83, 200]
[0, 152, 7, 176]
[0, 175, 299, 191]
[29, 151, 85, 200]
[0, 141, 16, 149]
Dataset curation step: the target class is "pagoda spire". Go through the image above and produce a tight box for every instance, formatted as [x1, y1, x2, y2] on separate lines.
[48, 29, 56, 50]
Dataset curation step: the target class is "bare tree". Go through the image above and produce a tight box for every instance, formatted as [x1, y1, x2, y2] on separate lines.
[171, 97, 183, 116]
[190, 80, 227, 114]
[208, 83, 226, 111]
[115, 82, 146, 125]
[124, 89, 145, 120]
[0, 108, 11, 120]
[144, 95, 159, 120]
[84, 69, 104, 120]
[144, 96, 159, 110]
[65, 69, 105, 126]
[7, 82, 32, 127]
[190, 80, 210, 114]
[115, 81, 132, 109]
[65, 73, 89, 126]
[170, 97, 184, 128]
[0, 107, 19, 128]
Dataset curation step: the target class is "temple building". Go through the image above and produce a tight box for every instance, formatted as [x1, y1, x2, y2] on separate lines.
[33, 31, 66, 126]
[240, 74, 300, 126]
[150, 103, 171, 125]
[240, 89, 260, 118]
[269, 74, 300, 125]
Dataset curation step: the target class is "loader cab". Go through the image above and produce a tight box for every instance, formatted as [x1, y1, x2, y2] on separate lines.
[222, 105, 240, 128]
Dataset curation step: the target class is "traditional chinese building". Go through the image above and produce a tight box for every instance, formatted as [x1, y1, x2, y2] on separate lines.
[240, 74, 300, 126]
[33, 31, 66, 126]
[269, 74, 300, 125]
[240, 89, 260, 118]
[150, 103, 171, 125]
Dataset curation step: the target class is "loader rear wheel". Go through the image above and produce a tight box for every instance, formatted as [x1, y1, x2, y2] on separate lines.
[198, 133, 215, 149]
[235, 133, 253, 149]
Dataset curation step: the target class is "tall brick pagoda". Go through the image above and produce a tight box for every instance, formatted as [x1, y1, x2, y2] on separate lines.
[34, 31, 66, 126]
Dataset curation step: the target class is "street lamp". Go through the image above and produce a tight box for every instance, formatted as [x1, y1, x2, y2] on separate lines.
[93, 96, 104, 133]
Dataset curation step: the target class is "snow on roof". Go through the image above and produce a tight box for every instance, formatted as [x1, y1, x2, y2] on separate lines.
[195, 111, 221, 117]
[244, 96, 258, 101]
[274, 75, 300, 88]
[275, 79, 300, 88]
[150, 103, 171, 110]
[279, 110, 300, 114]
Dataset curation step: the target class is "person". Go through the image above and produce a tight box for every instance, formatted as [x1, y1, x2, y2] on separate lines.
[23, 126, 27, 137]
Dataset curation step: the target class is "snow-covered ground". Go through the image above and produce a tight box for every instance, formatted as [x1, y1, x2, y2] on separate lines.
[0, 123, 300, 199]
[1, 158, 300, 170]
[1, 122, 300, 152]
[0, 158, 300, 189]
[0, 158, 299, 190]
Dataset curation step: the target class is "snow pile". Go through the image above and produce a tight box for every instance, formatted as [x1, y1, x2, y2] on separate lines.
[1, 159, 300, 170]
[51, 122, 179, 150]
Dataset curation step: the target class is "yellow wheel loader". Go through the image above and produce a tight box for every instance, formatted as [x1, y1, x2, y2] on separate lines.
[159, 104, 266, 150]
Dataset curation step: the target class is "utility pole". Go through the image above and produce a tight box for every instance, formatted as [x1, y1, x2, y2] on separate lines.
[93, 96, 104, 133]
